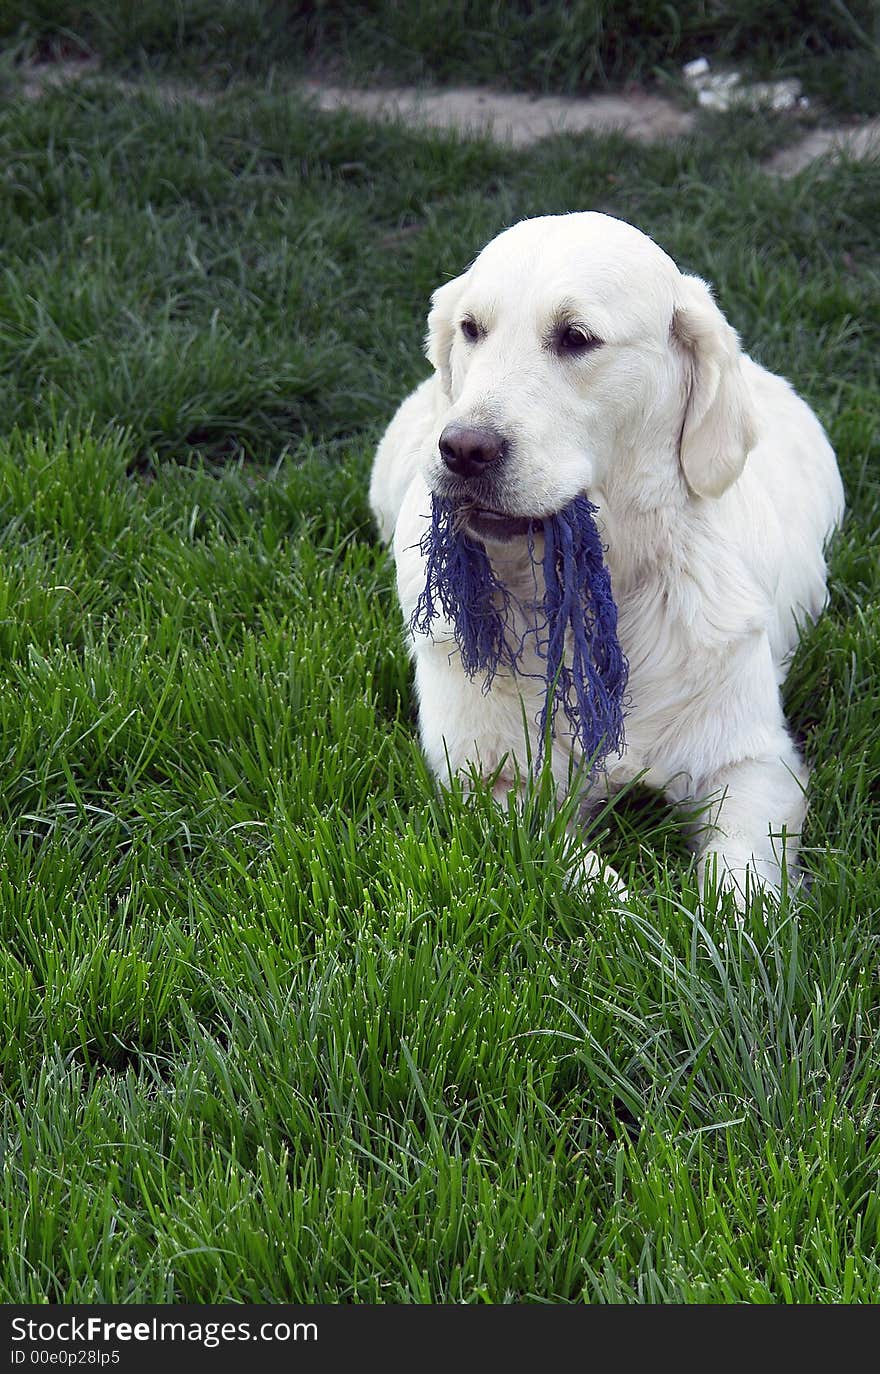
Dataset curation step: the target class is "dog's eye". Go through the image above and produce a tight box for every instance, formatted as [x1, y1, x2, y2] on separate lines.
[555, 324, 601, 356]
[460, 318, 480, 343]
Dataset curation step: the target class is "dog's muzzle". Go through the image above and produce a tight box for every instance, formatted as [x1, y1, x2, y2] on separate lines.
[435, 424, 535, 541]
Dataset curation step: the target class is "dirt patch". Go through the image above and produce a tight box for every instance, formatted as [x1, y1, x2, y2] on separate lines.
[764, 119, 880, 177]
[19, 57, 101, 99]
[300, 80, 880, 180]
[301, 80, 695, 146]
[14, 60, 880, 180]
[18, 58, 216, 107]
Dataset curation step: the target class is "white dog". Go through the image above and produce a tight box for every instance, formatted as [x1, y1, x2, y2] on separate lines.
[370, 212, 844, 906]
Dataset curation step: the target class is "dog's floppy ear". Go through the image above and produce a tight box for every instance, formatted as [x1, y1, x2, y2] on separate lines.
[425, 272, 467, 397]
[672, 274, 757, 499]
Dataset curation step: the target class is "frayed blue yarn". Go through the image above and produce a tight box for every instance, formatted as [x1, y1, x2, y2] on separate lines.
[538, 495, 628, 766]
[412, 494, 628, 772]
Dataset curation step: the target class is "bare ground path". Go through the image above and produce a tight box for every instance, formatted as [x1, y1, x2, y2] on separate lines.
[15, 58, 880, 177]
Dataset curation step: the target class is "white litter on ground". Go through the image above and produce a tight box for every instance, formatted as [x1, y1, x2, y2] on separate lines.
[682, 55, 807, 112]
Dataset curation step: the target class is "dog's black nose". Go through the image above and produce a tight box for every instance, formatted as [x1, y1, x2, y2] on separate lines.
[439, 424, 505, 479]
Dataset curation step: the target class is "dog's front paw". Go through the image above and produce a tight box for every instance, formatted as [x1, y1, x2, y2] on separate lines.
[565, 847, 629, 901]
[697, 849, 785, 916]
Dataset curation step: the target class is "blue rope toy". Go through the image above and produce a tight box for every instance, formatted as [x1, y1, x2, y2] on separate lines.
[411, 494, 628, 773]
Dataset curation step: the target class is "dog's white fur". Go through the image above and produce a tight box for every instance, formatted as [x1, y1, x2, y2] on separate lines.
[370, 213, 844, 905]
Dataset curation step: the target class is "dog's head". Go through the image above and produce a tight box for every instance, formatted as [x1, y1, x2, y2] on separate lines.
[424, 212, 757, 542]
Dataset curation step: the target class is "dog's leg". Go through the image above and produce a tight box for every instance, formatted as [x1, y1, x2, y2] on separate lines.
[413, 648, 626, 899]
[658, 628, 811, 913]
[563, 844, 629, 900]
[484, 771, 628, 898]
[687, 747, 808, 911]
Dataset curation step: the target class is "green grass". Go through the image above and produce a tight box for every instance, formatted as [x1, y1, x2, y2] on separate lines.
[0, 67, 878, 1303]
[3, 0, 880, 114]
